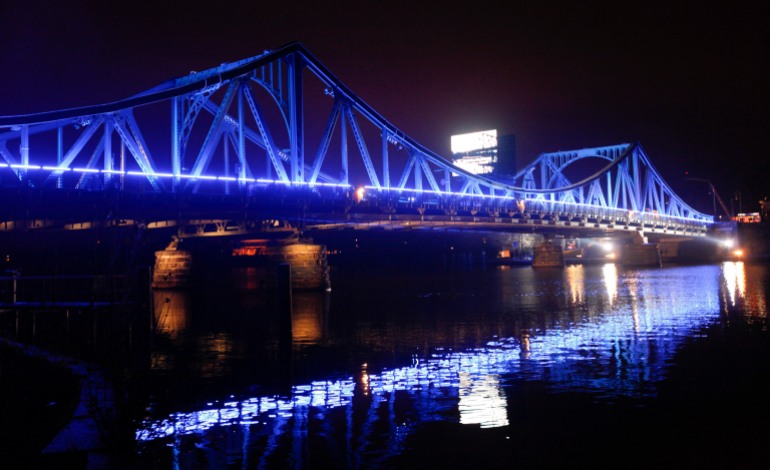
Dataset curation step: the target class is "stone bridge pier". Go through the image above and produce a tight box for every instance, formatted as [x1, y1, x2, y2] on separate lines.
[617, 232, 662, 267]
[532, 232, 662, 268]
[152, 237, 331, 291]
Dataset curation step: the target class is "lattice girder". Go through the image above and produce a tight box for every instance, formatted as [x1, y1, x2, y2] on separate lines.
[0, 43, 712, 229]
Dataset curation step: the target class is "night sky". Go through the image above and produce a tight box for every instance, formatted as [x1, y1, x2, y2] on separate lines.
[1, 1, 767, 214]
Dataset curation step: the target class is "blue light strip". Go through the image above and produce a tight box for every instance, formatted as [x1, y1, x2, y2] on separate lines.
[0, 164, 710, 224]
[363, 186, 712, 224]
[0, 164, 353, 188]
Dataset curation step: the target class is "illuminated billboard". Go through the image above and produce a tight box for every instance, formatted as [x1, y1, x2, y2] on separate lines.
[451, 130, 498, 175]
[451, 130, 498, 154]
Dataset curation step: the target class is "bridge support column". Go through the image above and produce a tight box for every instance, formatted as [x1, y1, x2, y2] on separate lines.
[260, 243, 331, 291]
[152, 239, 192, 289]
[532, 239, 564, 268]
[618, 233, 661, 267]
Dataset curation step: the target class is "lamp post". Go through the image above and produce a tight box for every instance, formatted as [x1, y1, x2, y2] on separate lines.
[684, 177, 730, 219]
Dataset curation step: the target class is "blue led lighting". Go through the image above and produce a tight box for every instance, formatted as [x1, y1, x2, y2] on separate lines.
[363, 186, 710, 224]
[9, 163, 42, 170]
[0, 163, 711, 224]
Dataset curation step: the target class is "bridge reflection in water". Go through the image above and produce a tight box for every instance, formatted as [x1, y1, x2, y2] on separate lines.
[134, 261, 760, 467]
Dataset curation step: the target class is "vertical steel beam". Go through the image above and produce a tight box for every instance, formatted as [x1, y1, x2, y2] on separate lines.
[382, 130, 390, 188]
[20, 125, 29, 182]
[171, 96, 180, 192]
[632, 149, 642, 210]
[288, 53, 304, 183]
[119, 142, 125, 190]
[104, 119, 113, 187]
[224, 136, 230, 195]
[341, 109, 348, 184]
[237, 85, 247, 187]
[57, 127, 63, 189]
[414, 152, 423, 192]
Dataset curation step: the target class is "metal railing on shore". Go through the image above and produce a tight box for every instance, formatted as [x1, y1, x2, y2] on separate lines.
[0, 271, 129, 309]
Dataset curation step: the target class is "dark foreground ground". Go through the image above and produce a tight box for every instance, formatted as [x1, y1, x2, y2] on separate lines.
[0, 343, 81, 469]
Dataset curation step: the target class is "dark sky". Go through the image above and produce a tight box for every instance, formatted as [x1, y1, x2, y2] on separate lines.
[1, 1, 768, 213]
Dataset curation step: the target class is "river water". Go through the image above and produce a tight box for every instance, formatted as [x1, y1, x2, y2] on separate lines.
[130, 260, 770, 468]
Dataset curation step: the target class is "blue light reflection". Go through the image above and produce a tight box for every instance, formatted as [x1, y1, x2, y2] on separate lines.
[136, 263, 736, 446]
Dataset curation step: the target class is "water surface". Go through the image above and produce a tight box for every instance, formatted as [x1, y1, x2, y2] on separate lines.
[135, 261, 770, 468]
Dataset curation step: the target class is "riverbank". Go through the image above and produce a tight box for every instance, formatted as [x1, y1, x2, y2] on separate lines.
[0, 339, 79, 466]
[0, 338, 119, 469]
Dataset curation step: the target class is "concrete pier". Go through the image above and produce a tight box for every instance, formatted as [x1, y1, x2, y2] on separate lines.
[153, 238, 331, 290]
[532, 242, 565, 268]
[619, 234, 661, 267]
[152, 239, 193, 289]
[151, 240, 193, 289]
[246, 242, 330, 291]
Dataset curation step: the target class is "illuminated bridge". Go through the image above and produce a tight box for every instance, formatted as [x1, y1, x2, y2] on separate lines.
[0, 42, 716, 249]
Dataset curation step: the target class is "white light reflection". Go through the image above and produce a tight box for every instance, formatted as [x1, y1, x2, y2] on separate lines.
[721, 261, 746, 306]
[602, 263, 618, 303]
[565, 265, 585, 304]
[458, 372, 509, 428]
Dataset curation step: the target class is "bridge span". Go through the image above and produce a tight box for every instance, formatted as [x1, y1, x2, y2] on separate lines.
[0, 42, 730, 273]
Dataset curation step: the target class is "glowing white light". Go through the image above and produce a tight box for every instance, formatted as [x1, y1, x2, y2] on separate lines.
[451, 130, 497, 154]
[354, 186, 365, 202]
[10, 164, 41, 169]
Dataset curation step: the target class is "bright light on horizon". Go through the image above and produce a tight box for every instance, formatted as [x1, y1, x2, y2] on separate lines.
[451, 129, 497, 154]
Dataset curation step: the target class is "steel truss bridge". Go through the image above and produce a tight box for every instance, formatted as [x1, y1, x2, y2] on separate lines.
[0, 42, 713, 238]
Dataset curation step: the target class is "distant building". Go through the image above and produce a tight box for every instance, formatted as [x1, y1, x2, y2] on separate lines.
[733, 212, 761, 224]
[496, 134, 517, 178]
[450, 130, 516, 179]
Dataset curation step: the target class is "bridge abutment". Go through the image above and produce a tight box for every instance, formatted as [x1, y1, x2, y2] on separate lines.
[152, 240, 193, 289]
[618, 233, 662, 267]
[532, 240, 565, 268]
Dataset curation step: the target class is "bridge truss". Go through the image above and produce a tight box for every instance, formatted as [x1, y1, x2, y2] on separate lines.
[0, 42, 712, 234]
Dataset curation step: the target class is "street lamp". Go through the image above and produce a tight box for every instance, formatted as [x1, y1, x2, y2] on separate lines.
[684, 177, 730, 219]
